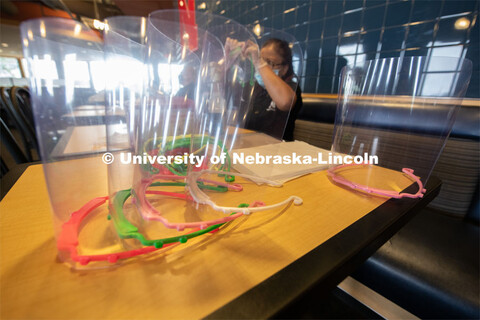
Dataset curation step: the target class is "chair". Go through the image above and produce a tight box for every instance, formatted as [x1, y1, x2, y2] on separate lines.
[0, 87, 38, 161]
[0, 116, 38, 199]
[0, 87, 14, 128]
[0, 117, 28, 174]
[10, 86, 35, 131]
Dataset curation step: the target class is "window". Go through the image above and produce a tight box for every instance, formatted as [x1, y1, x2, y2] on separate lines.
[0, 57, 22, 78]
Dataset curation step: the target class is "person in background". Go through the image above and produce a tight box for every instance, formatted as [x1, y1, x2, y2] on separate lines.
[176, 65, 196, 101]
[243, 38, 303, 141]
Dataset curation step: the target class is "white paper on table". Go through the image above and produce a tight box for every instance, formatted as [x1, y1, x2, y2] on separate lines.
[229, 140, 331, 184]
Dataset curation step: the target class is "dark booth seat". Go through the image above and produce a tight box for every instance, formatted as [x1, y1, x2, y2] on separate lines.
[294, 93, 480, 319]
[353, 207, 479, 319]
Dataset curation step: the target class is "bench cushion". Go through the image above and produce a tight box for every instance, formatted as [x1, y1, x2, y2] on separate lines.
[352, 208, 480, 319]
[298, 95, 480, 140]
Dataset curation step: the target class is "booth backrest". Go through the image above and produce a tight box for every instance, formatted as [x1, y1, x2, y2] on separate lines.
[294, 94, 480, 219]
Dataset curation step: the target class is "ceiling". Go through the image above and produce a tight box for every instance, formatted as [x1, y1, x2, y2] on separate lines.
[0, 0, 176, 57]
[0, 24, 23, 57]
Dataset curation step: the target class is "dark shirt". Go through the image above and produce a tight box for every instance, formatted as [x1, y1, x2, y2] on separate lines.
[176, 83, 196, 101]
[245, 81, 303, 141]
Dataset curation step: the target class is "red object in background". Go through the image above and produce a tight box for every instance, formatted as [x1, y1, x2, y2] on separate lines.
[178, 0, 198, 51]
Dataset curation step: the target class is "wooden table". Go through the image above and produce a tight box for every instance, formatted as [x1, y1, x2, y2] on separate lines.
[49, 125, 263, 158]
[61, 106, 125, 126]
[0, 157, 440, 319]
[50, 124, 129, 158]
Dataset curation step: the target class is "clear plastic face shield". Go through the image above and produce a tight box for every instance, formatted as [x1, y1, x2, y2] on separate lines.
[185, 24, 305, 219]
[108, 16, 223, 245]
[124, 11, 303, 235]
[103, 14, 263, 247]
[103, 16, 147, 155]
[20, 18, 129, 268]
[19, 17, 221, 268]
[103, 16, 148, 206]
[150, 11, 303, 217]
[328, 56, 472, 198]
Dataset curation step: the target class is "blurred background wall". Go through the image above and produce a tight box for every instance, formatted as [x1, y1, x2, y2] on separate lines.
[202, 0, 479, 97]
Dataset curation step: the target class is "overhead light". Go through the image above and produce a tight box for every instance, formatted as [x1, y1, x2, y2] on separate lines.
[140, 17, 146, 38]
[40, 21, 46, 38]
[1, 43, 8, 47]
[253, 24, 262, 37]
[181, 45, 187, 60]
[74, 24, 82, 36]
[80, 17, 108, 31]
[28, 30, 34, 41]
[93, 19, 108, 31]
[216, 0, 220, 5]
[23, 39, 28, 47]
[455, 17, 470, 30]
[198, 2, 206, 10]
[220, 10, 225, 14]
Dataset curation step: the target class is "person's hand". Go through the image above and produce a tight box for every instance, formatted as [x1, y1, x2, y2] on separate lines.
[225, 37, 245, 68]
[243, 40, 266, 71]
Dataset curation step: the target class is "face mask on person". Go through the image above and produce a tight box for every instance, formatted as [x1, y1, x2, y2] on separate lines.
[255, 69, 279, 88]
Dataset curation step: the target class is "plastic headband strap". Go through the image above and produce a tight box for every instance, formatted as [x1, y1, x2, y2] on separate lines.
[134, 176, 250, 231]
[114, 188, 265, 246]
[136, 173, 243, 192]
[142, 135, 233, 180]
[327, 164, 426, 199]
[57, 197, 171, 266]
[187, 169, 303, 214]
[57, 192, 262, 265]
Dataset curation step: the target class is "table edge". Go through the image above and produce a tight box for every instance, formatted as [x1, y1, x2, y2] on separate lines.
[0, 162, 40, 201]
[204, 176, 442, 319]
